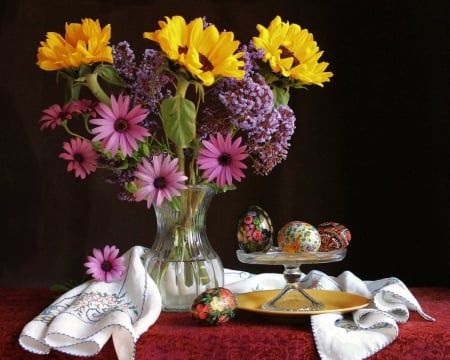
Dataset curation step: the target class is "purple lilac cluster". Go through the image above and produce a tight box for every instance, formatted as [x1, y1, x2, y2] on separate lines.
[200, 44, 296, 175]
[112, 42, 174, 134]
[247, 105, 296, 175]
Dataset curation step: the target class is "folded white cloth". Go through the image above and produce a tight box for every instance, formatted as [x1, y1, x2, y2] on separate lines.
[225, 269, 435, 360]
[19, 246, 162, 360]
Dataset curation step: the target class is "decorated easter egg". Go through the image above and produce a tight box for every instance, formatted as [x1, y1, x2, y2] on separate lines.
[317, 221, 352, 251]
[277, 221, 321, 252]
[191, 287, 237, 325]
[237, 205, 273, 253]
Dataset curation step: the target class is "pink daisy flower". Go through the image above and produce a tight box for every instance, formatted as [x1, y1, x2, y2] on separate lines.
[58, 137, 98, 179]
[89, 94, 150, 157]
[133, 154, 188, 208]
[197, 133, 249, 187]
[84, 245, 126, 283]
[71, 99, 97, 118]
[39, 102, 79, 130]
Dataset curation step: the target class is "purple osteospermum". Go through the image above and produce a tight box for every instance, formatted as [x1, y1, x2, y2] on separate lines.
[39, 102, 80, 130]
[198, 133, 249, 187]
[71, 99, 98, 118]
[58, 137, 98, 179]
[89, 94, 150, 157]
[133, 154, 188, 208]
[84, 245, 126, 283]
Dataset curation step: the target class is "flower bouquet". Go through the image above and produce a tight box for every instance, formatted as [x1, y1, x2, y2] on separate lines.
[36, 15, 333, 310]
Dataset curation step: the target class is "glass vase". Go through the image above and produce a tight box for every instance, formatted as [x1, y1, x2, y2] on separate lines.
[145, 184, 224, 312]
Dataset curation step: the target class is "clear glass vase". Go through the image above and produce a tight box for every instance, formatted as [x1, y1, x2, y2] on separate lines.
[145, 184, 224, 312]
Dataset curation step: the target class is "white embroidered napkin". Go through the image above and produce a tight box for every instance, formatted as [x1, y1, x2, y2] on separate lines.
[224, 269, 435, 360]
[303, 270, 434, 360]
[19, 246, 162, 360]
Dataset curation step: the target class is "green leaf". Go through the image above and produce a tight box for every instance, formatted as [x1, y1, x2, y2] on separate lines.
[97, 64, 124, 87]
[170, 196, 181, 211]
[78, 64, 95, 77]
[160, 96, 196, 148]
[125, 181, 138, 193]
[271, 86, 290, 107]
[142, 143, 150, 157]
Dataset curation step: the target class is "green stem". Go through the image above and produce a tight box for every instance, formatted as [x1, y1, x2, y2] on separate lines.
[175, 76, 190, 98]
[177, 146, 185, 178]
[61, 120, 86, 139]
[85, 73, 111, 105]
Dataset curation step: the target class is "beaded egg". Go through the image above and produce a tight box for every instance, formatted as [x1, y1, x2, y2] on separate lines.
[317, 221, 352, 251]
[277, 221, 321, 252]
[237, 205, 273, 253]
[191, 287, 237, 326]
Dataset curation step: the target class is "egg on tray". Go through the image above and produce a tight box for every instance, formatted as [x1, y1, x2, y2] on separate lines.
[237, 205, 273, 253]
[317, 221, 352, 251]
[277, 221, 321, 253]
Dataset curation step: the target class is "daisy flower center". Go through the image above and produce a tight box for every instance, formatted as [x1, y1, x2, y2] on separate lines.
[114, 118, 129, 133]
[219, 153, 231, 165]
[74, 153, 83, 163]
[101, 261, 112, 271]
[280, 46, 300, 67]
[154, 176, 167, 189]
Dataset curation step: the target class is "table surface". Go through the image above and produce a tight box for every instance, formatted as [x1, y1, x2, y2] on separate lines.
[1, 287, 449, 360]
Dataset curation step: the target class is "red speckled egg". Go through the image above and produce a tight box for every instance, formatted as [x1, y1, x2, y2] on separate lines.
[317, 221, 352, 251]
[191, 287, 237, 325]
[277, 221, 321, 252]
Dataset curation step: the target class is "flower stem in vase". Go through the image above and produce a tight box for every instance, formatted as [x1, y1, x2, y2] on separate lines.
[146, 185, 224, 312]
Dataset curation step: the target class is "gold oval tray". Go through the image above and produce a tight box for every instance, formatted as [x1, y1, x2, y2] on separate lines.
[237, 289, 370, 316]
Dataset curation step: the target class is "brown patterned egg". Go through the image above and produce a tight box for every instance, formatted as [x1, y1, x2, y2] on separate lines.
[317, 221, 352, 251]
[191, 287, 237, 325]
[237, 205, 273, 253]
[277, 221, 321, 252]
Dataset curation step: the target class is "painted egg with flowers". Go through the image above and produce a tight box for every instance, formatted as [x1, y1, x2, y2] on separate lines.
[237, 205, 273, 253]
[191, 287, 237, 325]
[277, 221, 321, 252]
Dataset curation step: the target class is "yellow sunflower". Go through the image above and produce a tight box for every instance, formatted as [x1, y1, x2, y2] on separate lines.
[143, 15, 190, 64]
[253, 15, 333, 87]
[144, 15, 245, 86]
[37, 18, 113, 71]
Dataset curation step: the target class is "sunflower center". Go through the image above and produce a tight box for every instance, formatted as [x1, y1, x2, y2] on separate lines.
[219, 153, 231, 165]
[154, 176, 167, 189]
[279, 46, 300, 67]
[178, 45, 188, 54]
[199, 53, 213, 72]
[101, 261, 112, 271]
[74, 153, 84, 163]
[114, 118, 129, 133]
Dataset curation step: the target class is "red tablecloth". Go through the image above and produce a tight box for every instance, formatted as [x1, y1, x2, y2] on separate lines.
[1, 287, 449, 359]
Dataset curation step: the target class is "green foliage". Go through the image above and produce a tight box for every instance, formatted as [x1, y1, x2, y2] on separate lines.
[160, 96, 196, 148]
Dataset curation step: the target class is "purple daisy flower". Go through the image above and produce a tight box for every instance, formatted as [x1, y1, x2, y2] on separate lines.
[39, 102, 79, 130]
[58, 137, 98, 179]
[90, 94, 150, 157]
[84, 245, 126, 283]
[133, 154, 188, 208]
[198, 133, 249, 187]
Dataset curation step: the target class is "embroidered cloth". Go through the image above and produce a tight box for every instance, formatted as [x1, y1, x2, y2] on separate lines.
[19, 246, 161, 360]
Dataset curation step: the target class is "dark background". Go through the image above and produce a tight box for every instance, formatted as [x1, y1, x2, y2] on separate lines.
[1, 0, 448, 288]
